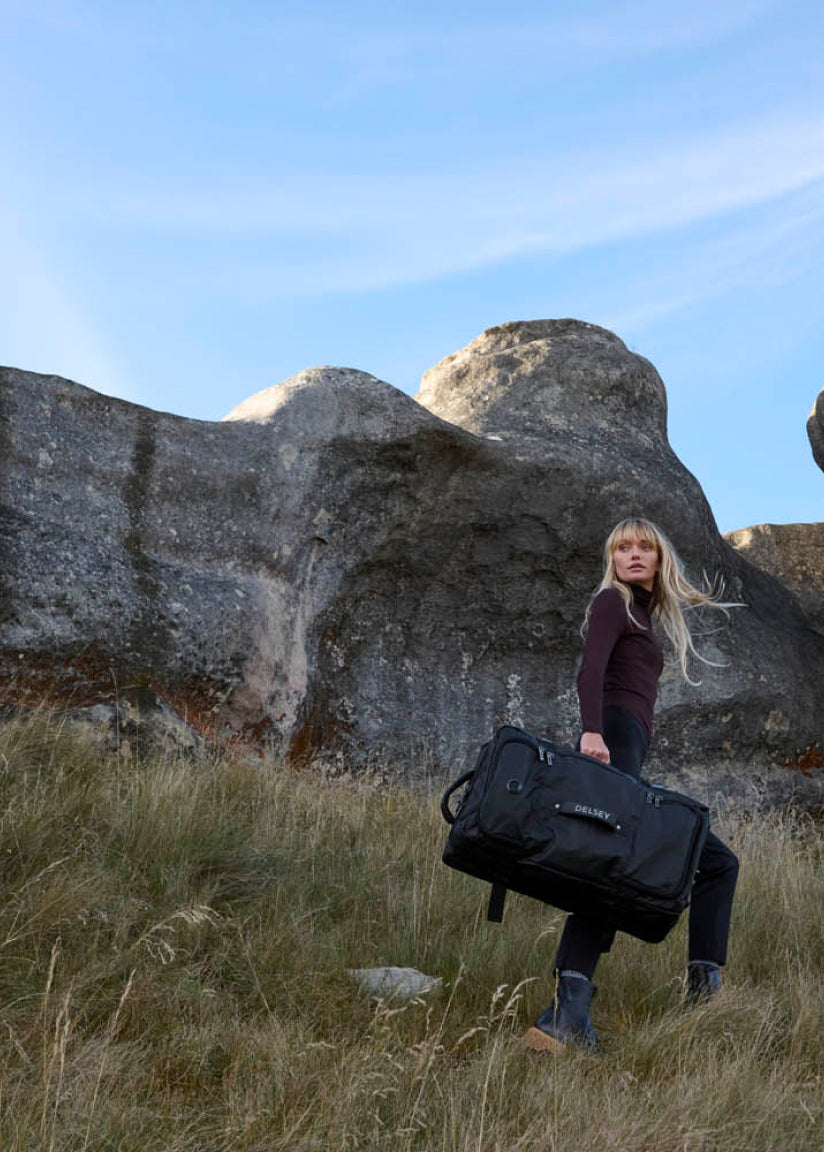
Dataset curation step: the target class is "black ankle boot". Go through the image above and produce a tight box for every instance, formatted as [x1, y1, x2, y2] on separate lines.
[685, 961, 722, 1006]
[524, 975, 598, 1053]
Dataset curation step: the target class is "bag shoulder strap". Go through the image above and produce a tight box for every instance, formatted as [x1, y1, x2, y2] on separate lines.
[440, 770, 474, 825]
[487, 882, 507, 923]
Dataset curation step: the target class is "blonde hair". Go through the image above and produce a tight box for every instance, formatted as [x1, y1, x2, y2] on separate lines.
[584, 517, 738, 685]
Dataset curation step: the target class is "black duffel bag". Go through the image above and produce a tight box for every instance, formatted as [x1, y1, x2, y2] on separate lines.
[441, 725, 709, 943]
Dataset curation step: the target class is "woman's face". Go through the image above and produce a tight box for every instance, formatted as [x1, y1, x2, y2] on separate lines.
[612, 534, 660, 590]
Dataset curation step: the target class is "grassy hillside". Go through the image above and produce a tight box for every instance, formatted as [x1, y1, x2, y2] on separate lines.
[0, 712, 822, 1150]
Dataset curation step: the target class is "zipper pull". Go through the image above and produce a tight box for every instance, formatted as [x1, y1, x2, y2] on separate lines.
[538, 742, 554, 766]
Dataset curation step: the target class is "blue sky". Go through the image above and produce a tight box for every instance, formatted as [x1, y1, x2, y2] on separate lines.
[2, 0, 823, 533]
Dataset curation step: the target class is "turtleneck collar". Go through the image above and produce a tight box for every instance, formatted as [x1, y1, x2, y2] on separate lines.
[630, 583, 654, 610]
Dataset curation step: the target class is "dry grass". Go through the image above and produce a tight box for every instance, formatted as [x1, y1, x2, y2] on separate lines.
[0, 711, 822, 1150]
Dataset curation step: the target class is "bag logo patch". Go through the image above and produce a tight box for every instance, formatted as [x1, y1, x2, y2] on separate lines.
[559, 800, 619, 828]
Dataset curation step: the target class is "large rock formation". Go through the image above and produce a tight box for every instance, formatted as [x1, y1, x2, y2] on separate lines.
[2, 321, 824, 803]
[724, 523, 824, 636]
[808, 386, 824, 472]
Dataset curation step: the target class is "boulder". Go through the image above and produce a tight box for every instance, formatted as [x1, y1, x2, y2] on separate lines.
[2, 323, 824, 804]
[808, 386, 824, 472]
[0, 363, 469, 753]
[724, 523, 824, 636]
[416, 318, 668, 449]
[413, 322, 824, 798]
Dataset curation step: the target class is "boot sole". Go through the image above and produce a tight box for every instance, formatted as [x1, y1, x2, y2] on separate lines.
[523, 1026, 565, 1054]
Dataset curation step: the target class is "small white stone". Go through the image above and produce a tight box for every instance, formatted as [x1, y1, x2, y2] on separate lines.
[348, 966, 442, 999]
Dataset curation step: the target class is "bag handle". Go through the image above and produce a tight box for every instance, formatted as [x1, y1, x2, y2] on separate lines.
[557, 800, 620, 829]
[440, 771, 474, 825]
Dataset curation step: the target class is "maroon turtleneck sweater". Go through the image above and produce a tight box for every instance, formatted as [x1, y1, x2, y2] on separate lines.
[576, 584, 664, 744]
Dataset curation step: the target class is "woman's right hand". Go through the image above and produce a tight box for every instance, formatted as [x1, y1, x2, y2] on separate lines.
[580, 732, 610, 764]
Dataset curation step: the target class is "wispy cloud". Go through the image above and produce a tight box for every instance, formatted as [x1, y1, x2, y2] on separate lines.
[7, 0, 774, 101]
[61, 112, 824, 297]
[308, 0, 773, 99]
[602, 186, 824, 334]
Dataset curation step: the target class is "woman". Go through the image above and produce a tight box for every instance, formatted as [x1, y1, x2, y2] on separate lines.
[524, 517, 740, 1054]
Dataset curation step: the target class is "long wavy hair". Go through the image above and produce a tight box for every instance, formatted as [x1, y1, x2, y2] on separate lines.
[584, 517, 738, 684]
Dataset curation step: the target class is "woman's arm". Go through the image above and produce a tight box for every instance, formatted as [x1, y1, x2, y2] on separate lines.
[577, 589, 625, 764]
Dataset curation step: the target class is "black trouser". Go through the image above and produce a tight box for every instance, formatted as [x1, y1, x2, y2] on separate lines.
[554, 706, 739, 978]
